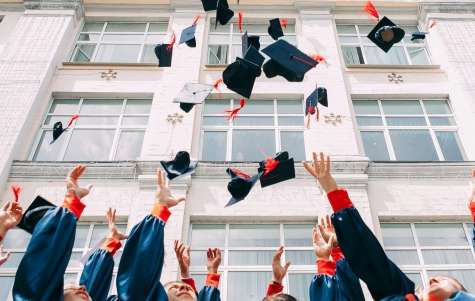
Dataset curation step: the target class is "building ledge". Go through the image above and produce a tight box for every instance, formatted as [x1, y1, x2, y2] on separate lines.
[203, 64, 227, 71]
[345, 64, 442, 72]
[368, 161, 475, 179]
[61, 62, 160, 70]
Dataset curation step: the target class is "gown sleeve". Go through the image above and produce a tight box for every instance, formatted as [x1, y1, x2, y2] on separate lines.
[198, 274, 221, 301]
[309, 259, 337, 301]
[12, 195, 86, 301]
[79, 238, 122, 301]
[327, 189, 414, 301]
[115, 203, 170, 301]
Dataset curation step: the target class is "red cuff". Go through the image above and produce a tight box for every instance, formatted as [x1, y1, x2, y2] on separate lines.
[266, 282, 284, 296]
[0, 234, 3, 242]
[317, 259, 336, 276]
[101, 238, 122, 256]
[205, 273, 220, 287]
[331, 246, 344, 262]
[469, 201, 475, 222]
[151, 204, 171, 222]
[182, 277, 197, 293]
[62, 194, 86, 219]
[327, 189, 353, 212]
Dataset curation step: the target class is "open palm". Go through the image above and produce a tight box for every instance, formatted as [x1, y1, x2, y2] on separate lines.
[106, 208, 128, 241]
[156, 169, 185, 208]
[67, 165, 92, 199]
[313, 226, 334, 260]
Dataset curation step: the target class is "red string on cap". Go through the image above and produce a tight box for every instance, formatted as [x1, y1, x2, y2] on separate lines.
[312, 54, 327, 64]
[238, 12, 244, 33]
[166, 32, 176, 51]
[225, 99, 246, 120]
[280, 18, 288, 28]
[364, 1, 380, 22]
[192, 15, 201, 26]
[11, 185, 21, 202]
[213, 78, 223, 91]
[264, 158, 280, 176]
[66, 114, 79, 128]
[291, 55, 318, 67]
[230, 168, 251, 180]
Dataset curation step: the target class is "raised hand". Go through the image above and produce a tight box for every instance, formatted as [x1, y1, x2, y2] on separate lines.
[303, 152, 338, 193]
[207, 248, 221, 274]
[156, 169, 185, 208]
[106, 208, 128, 241]
[174, 240, 191, 278]
[271, 246, 291, 284]
[66, 165, 92, 199]
[313, 225, 334, 260]
[318, 215, 338, 247]
[0, 244, 10, 266]
[0, 197, 23, 240]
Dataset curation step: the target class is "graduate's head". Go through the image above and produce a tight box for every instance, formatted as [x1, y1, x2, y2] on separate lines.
[164, 280, 197, 301]
[63, 284, 92, 301]
[422, 276, 466, 301]
[262, 293, 298, 301]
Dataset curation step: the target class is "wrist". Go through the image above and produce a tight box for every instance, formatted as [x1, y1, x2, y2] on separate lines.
[181, 271, 191, 279]
[0, 225, 8, 241]
[207, 267, 218, 274]
[271, 278, 283, 284]
[316, 253, 331, 261]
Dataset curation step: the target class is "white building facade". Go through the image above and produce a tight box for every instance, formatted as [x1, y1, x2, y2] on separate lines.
[0, 0, 474, 300]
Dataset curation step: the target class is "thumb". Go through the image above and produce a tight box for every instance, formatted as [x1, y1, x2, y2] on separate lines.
[86, 184, 93, 192]
[328, 234, 335, 248]
[284, 262, 291, 273]
[176, 197, 186, 203]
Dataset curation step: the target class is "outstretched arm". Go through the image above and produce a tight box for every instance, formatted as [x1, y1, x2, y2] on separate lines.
[265, 246, 290, 297]
[0, 187, 23, 267]
[198, 248, 222, 301]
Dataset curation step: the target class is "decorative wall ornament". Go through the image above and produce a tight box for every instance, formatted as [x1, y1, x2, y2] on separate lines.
[388, 72, 403, 84]
[323, 113, 345, 126]
[166, 113, 184, 125]
[101, 70, 118, 80]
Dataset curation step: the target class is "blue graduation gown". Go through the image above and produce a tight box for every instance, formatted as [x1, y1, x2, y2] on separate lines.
[198, 286, 221, 301]
[80, 249, 114, 301]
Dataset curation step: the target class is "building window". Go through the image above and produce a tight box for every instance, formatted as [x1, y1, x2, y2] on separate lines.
[207, 18, 296, 65]
[201, 98, 306, 161]
[70, 21, 168, 63]
[0, 222, 127, 299]
[189, 223, 315, 301]
[336, 24, 430, 65]
[32, 97, 152, 161]
[381, 222, 475, 291]
[354, 99, 464, 161]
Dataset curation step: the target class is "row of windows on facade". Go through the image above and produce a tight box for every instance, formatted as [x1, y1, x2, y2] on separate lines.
[1, 222, 474, 300]
[32, 97, 464, 162]
[71, 21, 430, 66]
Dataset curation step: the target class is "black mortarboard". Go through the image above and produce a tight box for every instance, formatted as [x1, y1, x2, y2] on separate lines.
[411, 32, 428, 41]
[160, 151, 197, 180]
[51, 115, 78, 144]
[215, 0, 234, 28]
[226, 168, 260, 207]
[268, 18, 284, 40]
[307, 87, 328, 108]
[242, 31, 261, 56]
[367, 16, 405, 53]
[223, 46, 265, 98]
[262, 39, 318, 82]
[17, 196, 56, 234]
[173, 83, 213, 113]
[179, 25, 197, 48]
[154, 44, 173, 67]
[201, 0, 217, 11]
[258, 152, 295, 188]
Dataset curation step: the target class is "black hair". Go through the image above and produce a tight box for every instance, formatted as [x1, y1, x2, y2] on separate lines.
[262, 293, 297, 301]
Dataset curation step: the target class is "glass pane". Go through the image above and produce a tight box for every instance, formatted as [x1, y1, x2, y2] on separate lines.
[406, 273, 423, 288]
[95, 44, 141, 63]
[80, 99, 123, 114]
[428, 270, 475, 292]
[289, 274, 314, 301]
[145, 34, 165, 44]
[0, 276, 15, 301]
[64, 273, 78, 285]
[78, 33, 100, 42]
[105, 22, 146, 32]
[229, 224, 279, 247]
[102, 34, 144, 42]
[278, 117, 304, 126]
[191, 225, 226, 248]
[209, 19, 230, 32]
[364, 46, 409, 65]
[190, 274, 207, 292]
[286, 250, 315, 265]
[33, 130, 65, 161]
[71, 44, 96, 62]
[141, 44, 157, 63]
[115, 131, 145, 160]
[82, 22, 104, 32]
[386, 117, 427, 126]
[0, 252, 24, 268]
[148, 22, 168, 32]
[357, 25, 374, 35]
[204, 100, 230, 114]
[203, 117, 228, 126]
[228, 272, 272, 301]
[382, 100, 423, 115]
[339, 36, 359, 43]
[76, 116, 119, 126]
[64, 129, 115, 160]
[3, 229, 30, 249]
[208, 45, 228, 65]
[44, 116, 71, 126]
[336, 25, 356, 34]
[361, 131, 390, 161]
[435, 132, 463, 161]
[284, 224, 313, 247]
[74, 225, 90, 249]
[415, 224, 468, 246]
[232, 130, 275, 161]
[277, 100, 303, 114]
[429, 117, 456, 126]
[190, 251, 208, 266]
[90, 224, 126, 247]
[353, 100, 380, 115]
[280, 131, 305, 161]
[231, 44, 240, 62]
[234, 117, 274, 126]
[228, 251, 274, 265]
[381, 224, 415, 247]
[49, 99, 80, 114]
[342, 46, 364, 64]
[356, 116, 383, 126]
[386, 250, 419, 265]
[239, 100, 273, 114]
[424, 100, 452, 114]
[122, 116, 149, 126]
[125, 99, 152, 114]
[209, 35, 231, 44]
[408, 47, 430, 65]
[422, 249, 475, 264]
[237, 23, 267, 33]
[68, 252, 83, 268]
[202, 131, 227, 161]
[389, 130, 438, 161]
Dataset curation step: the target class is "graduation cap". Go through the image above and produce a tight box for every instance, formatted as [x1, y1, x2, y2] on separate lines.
[305, 86, 328, 127]
[268, 18, 284, 40]
[226, 168, 260, 207]
[51, 114, 79, 144]
[262, 39, 318, 82]
[242, 31, 261, 56]
[154, 44, 173, 67]
[223, 46, 265, 98]
[367, 16, 405, 53]
[160, 151, 197, 180]
[411, 32, 428, 41]
[173, 83, 213, 113]
[17, 196, 56, 234]
[215, 0, 234, 28]
[179, 25, 197, 48]
[201, 0, 217, 11]
[258, 152, 295, 188]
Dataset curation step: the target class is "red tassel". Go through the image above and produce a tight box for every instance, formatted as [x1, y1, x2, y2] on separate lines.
[66, 114, 79, 128]
[213, 78, 223, 91]
[364, 1, 380, 21]
[192, 15, 201, 26]
[230, 168, 251, 180]
[305, 114, 311, 129]
[11, 185, 21, 202]
[312, 54, 327, 64]
[306, 105, 316, 115]
[238, 12, 243, 33]
[429, 20, 437, 29]
[280, 18, 288, 28]
[225, 99, 246, 120]
[166, 32, 176, 51]
[264, 158, 280, 176]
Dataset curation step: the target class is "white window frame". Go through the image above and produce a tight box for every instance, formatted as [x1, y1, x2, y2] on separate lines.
[200, 98, 306, 161]
[188, 223, 316, 299]
[70, 21, 168, 64]
[336, 24, 432, 66]
[354, 98, 465, 161]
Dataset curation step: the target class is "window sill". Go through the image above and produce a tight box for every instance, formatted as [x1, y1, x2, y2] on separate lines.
[345, 64, 442, 71]
[61, 62, 160, 70]
[203, 64, 228, 71]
